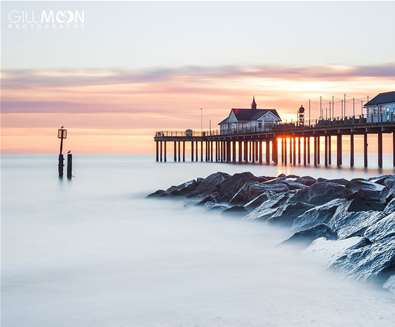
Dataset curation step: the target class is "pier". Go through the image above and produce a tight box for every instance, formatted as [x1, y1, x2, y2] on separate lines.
[154, 119, 395, 169]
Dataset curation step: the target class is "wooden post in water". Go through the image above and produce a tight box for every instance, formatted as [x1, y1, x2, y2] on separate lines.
[156, 141, 159, 162]
[313, 136, 317, 167]
[273, 138, 278, 165]
[378, 131, 383, 169]
[328, 136, 332, 165]
[292, 137, 296, 165]
[317, 136, 320, 165]
[289, 136, 293, 164]
[174, 141, 177, 162]
[67, 151, 72, 180]
[324, 135, 328, 167]
[364, 133, 368, 168]
[259, 140, 262, 164]
[164, 141, 167, 162]
[238, 141, 242, 163]
[284, 137, 288, 165]
[266, 140, 270, 164]
[303, 137, 306, 166]
[298, 137, 301, 164]
[191, 141, 194, 161]
[350, 133, 354, 168]
[337, 135, 342, 167]
[159, 141, 163, 162]
[182, 141, 185, 162]
[307, 136, 311, 165]
[200, 140, 203, 162]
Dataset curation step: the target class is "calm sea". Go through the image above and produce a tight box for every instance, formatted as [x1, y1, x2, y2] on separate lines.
[2, 155, 394, 327]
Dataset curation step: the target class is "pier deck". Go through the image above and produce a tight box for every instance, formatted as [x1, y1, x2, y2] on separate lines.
[154, 119, 395, 168]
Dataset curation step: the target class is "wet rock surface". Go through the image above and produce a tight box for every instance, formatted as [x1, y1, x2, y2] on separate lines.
[148, 172, 395, 291]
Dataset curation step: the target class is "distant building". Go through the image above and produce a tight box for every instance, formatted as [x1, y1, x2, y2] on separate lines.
[365, 91, 395, 123]
[218, 97, 281, 134]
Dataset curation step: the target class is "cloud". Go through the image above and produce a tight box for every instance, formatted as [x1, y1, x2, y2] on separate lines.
[2, 63, 395, 89]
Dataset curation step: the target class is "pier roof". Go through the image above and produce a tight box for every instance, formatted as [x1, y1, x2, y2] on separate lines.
[231, 108, 281, 121]
[365, 91, 395, 106]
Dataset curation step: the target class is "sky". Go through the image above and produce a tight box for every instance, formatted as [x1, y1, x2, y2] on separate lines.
[1, 1, 395, 154]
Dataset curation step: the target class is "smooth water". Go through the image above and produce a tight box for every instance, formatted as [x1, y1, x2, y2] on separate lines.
[2, 155, 395, 327]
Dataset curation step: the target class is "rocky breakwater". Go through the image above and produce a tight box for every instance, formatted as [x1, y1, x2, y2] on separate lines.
[148, 172, 395, 293]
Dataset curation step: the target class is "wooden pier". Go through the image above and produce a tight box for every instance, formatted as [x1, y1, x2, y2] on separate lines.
[154, 119, 395, 169]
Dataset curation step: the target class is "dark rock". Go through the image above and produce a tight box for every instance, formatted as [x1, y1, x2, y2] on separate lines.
[291, 181, 347, 205]
[328, 178, 349, 186]
[383, 198, 395, 215]
[345, 179, 385, 202]
[331, 235, 395, 282]
[329, 204, 383, 239]
[247, 192, 293, 221]
[166, 179, 200, 196]
[292, 198, 346, 231]
[295, 176, 316, 186]
[266, 201, 315, 226]
[364, 213, 395, 242]
[283, 224, 337, 247]
[187, 172, 230, 197]
[244, 192, 270, 211]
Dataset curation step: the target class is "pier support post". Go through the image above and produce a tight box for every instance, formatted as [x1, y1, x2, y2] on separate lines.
[164, 142, 167, 162]
[292, 137, 296, 165]
[174, 141, 177, 162]
[303, 137, 306, 166]
[337, 134, 342, 167]
[191, 141, 194, 161]
[160, 141, 163, 162]
[200, 140, 203, 162]
[307, 137, 311, 165]
[266, 140, 270, 164]
[364, 133, 368, 168]
[289, 137, 293, 164]
[259, 140, 262, 164]
[182, 141, 185, 162]
[317, 137, 320, 165]
[178, 141, 181, 162]
[210, 141, 213, 162]
[350, 134, 354, 168]
[284, 138, 287, 165]
[238, 141, 242, 163]
[155, 141, 159, 162]
[324, 136, 328, 167]
[393, 132, 395, 167]
[244, 141, 248, 163]
[313, 136, 317, 167]
[328, 136, 332, 165]
[298, 137, 301, 164]
[273, 138, 278, 165]
[232, 141, 236, 163]
[378, 132, 383, 169]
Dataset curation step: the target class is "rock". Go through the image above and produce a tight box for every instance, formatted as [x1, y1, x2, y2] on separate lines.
[331, 235, 395, 282]
[292, 198, 346, 231]
[347, 197, 386, 212]
[187, 172, 230, 197]
[291, 181, 347, 205]
[283, 224, 337, 247]
[244, 192, 270, 211]
[246, 192, 292, 221]
[328, 178, 349, 186]
[214, 172, 265, 202]
[345, 179, 385, 202]
[266, 201, 315, 226]
[281, 179, 307, 190]
[166, 179, 200, 196]
[383, 198, 395, 215]
[329, 203, 383, 239]
[364, 213, 395, 242]
[295, 176, 316, 186]
[229, 181, 288, 206]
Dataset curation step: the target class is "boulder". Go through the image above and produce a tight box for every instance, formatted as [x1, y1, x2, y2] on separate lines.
[292, 198, 346, 231]
[266, 201, 315, 226]
[283, 224, 337, 247]
[246, 192, 293, 221]
[364, 213, 395, 242]
[291, 181, 347, 205]
[244, 192, 270, 211]
[331, 235, 395, 282]
[295, 176, 316, 186]
[383, 198, 395, 215]
[187, 172, 230, 197]
[345, 179, 385, 202]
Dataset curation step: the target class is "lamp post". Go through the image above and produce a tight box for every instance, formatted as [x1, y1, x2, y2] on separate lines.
[57, 126, 67, 178]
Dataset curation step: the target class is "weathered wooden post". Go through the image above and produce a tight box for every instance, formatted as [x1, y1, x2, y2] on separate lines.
[324, 135, 328, 167]
[298, 137, 301, 164]
[328, 136, 332, 165]
[378, 131, 383, 169]
[337, 134, 342, 167]
[307, 136, 311, 165]
[164, 141, 167, 162]
[266, 140, 270, 164]
[350, 133, 354, 168]
[364, 132, 368, 168]
[259, 140, 263, 164]
[57, 126, 67, 178]
[182, 141, 185, 162]
[67, 151, 72, 180]
[156, 141, 159, 162]
[317, 136, 320, 165]
[303, 136, 307, 166]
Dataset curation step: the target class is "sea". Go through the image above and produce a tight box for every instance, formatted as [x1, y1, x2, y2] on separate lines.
[2, 155, 395, 327]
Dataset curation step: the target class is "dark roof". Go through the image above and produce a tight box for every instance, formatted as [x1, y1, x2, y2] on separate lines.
[231, 108, 281, 121]
[365, 91, 395, 106]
